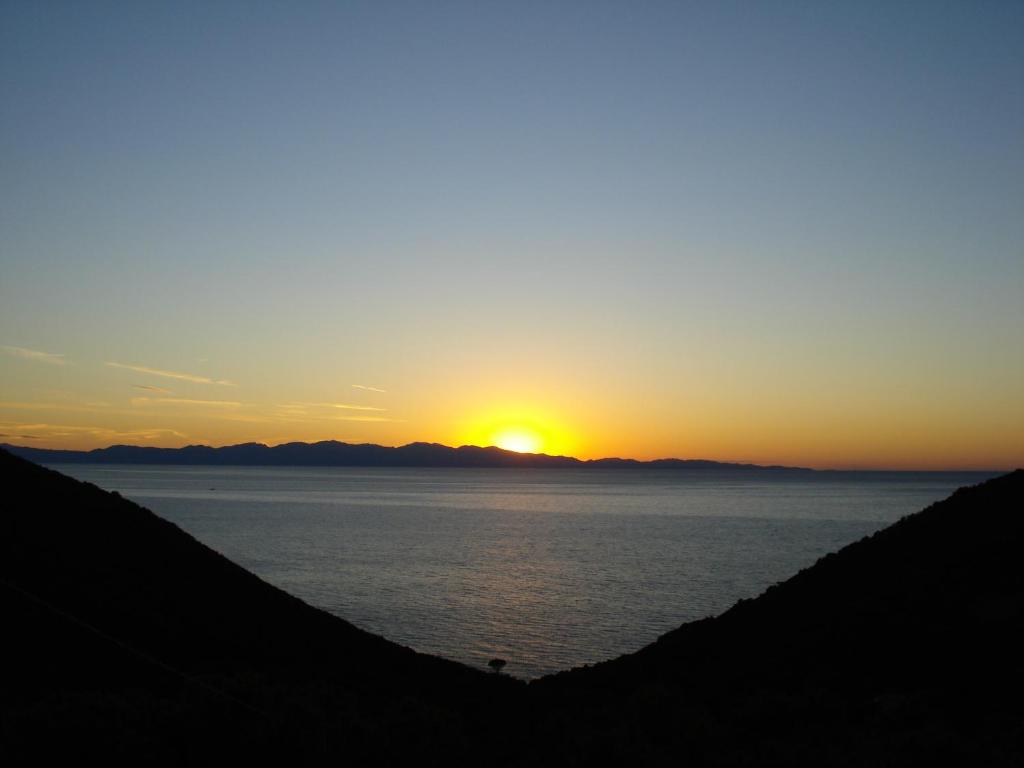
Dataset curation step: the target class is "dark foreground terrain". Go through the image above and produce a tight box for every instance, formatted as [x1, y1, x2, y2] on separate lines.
[1, 448, 1021, 765]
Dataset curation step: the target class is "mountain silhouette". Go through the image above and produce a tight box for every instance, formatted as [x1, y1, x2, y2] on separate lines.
[0, 440, 810, 471]
[2, 447, 1021, 765]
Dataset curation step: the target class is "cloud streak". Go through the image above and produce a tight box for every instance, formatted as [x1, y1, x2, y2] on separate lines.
[352, 384, 386, 393]
[0, 401, 104, 413]
[2, 345, 68, 365]
[132, 384, 172, 394]
[131, 397, 242, 408]
[330, 415, 404, 422]
[107, 362, 235, 386]
[0, 422, 186, 441]
[293, 402, 388, 412]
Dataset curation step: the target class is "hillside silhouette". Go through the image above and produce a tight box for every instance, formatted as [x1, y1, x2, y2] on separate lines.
[0, 448, 522, 765]
[527, 467, 1024, 765]
[2, 447, 1021, 765]
[1, 440, 809, 471]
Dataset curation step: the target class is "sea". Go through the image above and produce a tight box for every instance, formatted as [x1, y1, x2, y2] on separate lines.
[50, 464, 995, 679]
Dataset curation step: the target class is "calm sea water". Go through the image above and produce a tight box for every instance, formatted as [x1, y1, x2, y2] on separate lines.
[51, 464, 993, 679]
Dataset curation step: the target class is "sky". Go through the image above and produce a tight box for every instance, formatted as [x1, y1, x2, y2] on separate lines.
[1, 1, 1022, 470]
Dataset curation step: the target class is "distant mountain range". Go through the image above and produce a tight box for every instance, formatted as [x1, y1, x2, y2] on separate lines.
[0, 440, 812, 471]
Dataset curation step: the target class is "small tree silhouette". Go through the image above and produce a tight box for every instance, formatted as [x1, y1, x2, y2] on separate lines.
[487, 658, 507, 675]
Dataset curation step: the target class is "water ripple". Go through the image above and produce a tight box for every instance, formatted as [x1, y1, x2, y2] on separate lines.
[54, 465, 989, 678]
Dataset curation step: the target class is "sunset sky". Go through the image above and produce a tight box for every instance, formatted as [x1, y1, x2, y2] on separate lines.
[2, 2, 1022, 470]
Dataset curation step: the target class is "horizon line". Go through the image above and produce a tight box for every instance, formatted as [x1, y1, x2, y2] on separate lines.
[0, 439, 1014, 474]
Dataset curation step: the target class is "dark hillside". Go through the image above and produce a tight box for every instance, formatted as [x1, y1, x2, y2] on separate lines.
[3, 448, 1021, 766]
[0, 449, 521, 766]
[528, 469, 1024, 765]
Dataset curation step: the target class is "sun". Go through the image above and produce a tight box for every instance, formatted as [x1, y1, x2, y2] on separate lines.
[461, 408, 574, 456]
[492, 426, 543, 454]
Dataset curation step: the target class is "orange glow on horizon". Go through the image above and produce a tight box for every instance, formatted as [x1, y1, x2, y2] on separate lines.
[492, 426, 543, 454]
[1, 388, 1020, 471]
[459, 406, 577, 457]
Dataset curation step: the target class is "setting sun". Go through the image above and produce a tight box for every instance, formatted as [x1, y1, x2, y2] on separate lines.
[493, 427, 543, 454]
[2, 3, 1023, 760]
[459, 407, 576, 457]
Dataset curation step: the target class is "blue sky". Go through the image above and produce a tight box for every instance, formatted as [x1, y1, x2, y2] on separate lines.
[1, 1, 1022, 467]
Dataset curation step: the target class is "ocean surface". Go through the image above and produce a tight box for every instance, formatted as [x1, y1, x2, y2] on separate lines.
[50, 464, 994, 679]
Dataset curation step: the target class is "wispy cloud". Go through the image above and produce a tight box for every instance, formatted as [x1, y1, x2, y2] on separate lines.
[212, 413, 283, 424]
[115, 428, 188, 440]
[0, 401, 104, 413]
[352, 384, 386, 393]
[132, 384, 172, 394]
[294, 402, 388, 412]
[0, 422, 186, 441]
[131, 397, 242, 408]
[330, 415, 404, 422]
[107, 362, 235, 386]
[2, 345, 68, 365]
